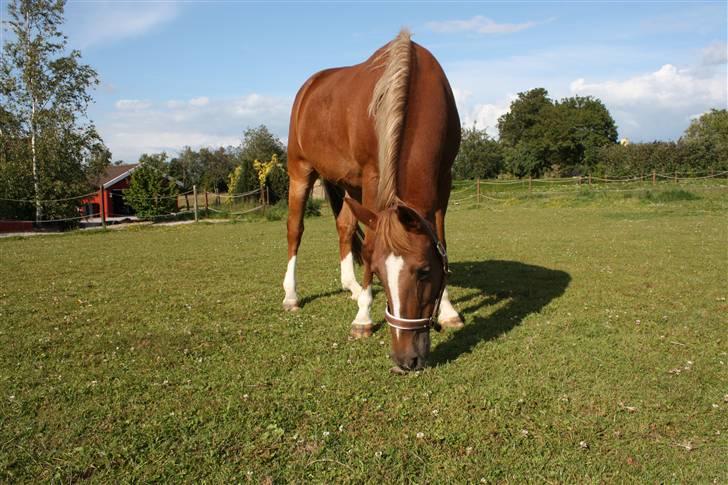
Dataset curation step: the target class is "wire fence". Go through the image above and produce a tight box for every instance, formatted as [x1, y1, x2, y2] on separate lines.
[448, 170, 728, 206]
[1, 171, 726, 227]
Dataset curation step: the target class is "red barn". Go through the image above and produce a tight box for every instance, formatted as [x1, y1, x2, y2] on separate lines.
[81, 164, 139, 219]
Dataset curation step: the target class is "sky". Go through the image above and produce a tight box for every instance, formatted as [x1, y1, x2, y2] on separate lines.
[3, 1, 727, 162]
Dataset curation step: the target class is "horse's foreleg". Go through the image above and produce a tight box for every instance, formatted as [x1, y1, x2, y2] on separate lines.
[350, 264, 374, 338]
[337, 201, 362, 300]
[434, 207, 464, 329]
[282, 169, 317, 311]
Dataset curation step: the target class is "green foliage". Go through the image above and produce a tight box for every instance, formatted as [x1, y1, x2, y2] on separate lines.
[0, 0, 108, 221]
[497, 88, 551, 148]
[266, 163, 289, 203]
[123, 157, 179, 219]
[168, 147, 205, 189]
[497, 89, 618, 177]
[199, 147, 236, 192]
[452, 124, 503, 179]
[639, 189, 700, 203]
[680, 109, 728, 170]
[240, 125, 286, 165]
[305, 197, 322, 217]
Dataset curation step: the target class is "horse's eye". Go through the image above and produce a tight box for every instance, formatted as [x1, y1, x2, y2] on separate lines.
[416, 266, 431, 280]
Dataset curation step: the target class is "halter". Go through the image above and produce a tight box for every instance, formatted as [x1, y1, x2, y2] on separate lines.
[383, 205, 449, 332]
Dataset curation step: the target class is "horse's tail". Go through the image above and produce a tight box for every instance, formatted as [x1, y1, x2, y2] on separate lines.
[323, 180, 364, 265]
[368, 28, 412, 210]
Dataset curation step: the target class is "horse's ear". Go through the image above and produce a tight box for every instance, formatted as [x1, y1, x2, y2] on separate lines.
[395, 204, 425, 232]
[344, 197, 378, 229]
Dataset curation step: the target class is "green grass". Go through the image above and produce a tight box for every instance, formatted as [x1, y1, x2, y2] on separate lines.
[1, 191, 727, 482]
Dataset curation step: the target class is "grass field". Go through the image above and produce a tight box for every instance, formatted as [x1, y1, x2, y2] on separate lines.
[1, 184, 726, 482]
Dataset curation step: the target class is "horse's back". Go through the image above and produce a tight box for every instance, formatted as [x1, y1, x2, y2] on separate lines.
[288, 38, 459, 197]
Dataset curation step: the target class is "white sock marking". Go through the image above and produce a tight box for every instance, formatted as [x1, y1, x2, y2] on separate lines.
[352, 286, 373, 325]
[438, 287, 459, 322]
[385, 253, 404, 317]
[340, 252, 362, 299]
[282, 256, 298, 304]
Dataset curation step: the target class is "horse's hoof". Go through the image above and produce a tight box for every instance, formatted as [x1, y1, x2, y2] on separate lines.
[390, 365, 408, 375]
[350, 323, 374, 338]
[282, 300, 300, 312]
[439, 316, 464, 329]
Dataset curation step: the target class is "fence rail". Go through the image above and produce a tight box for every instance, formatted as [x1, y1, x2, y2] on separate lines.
[2, 171, 727, 225]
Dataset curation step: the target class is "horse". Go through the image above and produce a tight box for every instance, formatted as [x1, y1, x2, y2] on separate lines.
[282, 29, 462, 372]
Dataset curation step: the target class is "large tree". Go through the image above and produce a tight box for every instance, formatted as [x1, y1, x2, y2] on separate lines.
[497, 88, 618, 176]
[681, 109, 728, 170]
[0, 0, 107, 221]
[239, 125, 286, 165]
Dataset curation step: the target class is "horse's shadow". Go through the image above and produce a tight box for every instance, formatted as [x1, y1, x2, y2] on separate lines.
[430, 260, 571, 366]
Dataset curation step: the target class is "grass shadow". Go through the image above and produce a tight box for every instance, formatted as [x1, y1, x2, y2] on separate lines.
[299, 289, 346, 308]
[430, 260, 570, 366]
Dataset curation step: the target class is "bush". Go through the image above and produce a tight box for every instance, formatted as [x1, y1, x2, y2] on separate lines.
[266, 164, 289, 203]
[124, 164, 179, 219]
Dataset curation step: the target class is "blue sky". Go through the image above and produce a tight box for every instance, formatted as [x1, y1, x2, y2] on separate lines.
[5, 1, 726, 162]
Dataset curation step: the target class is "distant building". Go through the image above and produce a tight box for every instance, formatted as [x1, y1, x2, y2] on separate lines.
[81, 164, 184, 220]
[81, 164, 139, 219]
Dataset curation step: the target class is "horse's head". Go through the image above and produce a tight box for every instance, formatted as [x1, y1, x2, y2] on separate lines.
[345, 197, 447, 372]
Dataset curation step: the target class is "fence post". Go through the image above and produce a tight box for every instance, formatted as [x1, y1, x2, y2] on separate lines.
[588, 174, 592, 187]
[193, 185, 199, 222]
[100, 185, 106, 228]
[476, 178, 481, 205]
[204, 191, 209, 213]
[528, 176, 532, 193]
[674, 171, 678, 184]
[652, 170, 656, 185]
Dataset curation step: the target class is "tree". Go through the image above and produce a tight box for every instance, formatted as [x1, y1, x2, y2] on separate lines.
[123, 154, 179, 219]
[681, 109, 728, 170]
[199, 147, 236, 192]
[497, 88, 551, 147]
[452, 124, 503, 179]
[0, 0, 107, 221]
[240, 125, 286, 165]
[497, 88, 618, 176]
[169, 147, 204, 189]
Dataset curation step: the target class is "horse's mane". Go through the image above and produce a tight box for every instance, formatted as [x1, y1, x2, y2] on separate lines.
[376, 208, 412, 255]
[368, 29, 412, 211]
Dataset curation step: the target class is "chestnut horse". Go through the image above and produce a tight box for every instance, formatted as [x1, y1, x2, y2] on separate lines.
[283, 30, 462, 371]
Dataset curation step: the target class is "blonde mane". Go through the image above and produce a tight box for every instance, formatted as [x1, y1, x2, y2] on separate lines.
[375, 209, 411, 255]
[368, 29, 412, 211]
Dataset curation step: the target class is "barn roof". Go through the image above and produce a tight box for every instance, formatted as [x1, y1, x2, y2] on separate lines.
[93, 164, 139, 189]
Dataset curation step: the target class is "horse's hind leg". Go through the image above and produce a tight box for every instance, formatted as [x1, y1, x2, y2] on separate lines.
[282, 163, 317, 311]
[336, 201, 363, 300]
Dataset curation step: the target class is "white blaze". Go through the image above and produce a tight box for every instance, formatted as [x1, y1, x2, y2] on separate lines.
[282, 256, 297, 304]
[340, 252, 362, 299]
[385, 253, 404, 317]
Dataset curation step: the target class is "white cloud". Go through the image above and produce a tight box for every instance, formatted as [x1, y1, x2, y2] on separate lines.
[189, 97, 210, 107]
[570, 62, 726, 140]
[66, 3, 178, 48]
[100, 94, 291, 162]
[426, 15, 551, 34]
[570, 64, 725, 108]
[701, 42, 728, 66]
[457, 95, 515, 138]
[115, 99, 151, 111]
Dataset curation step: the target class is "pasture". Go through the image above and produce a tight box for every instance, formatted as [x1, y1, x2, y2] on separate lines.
[1, 185, 726, 482]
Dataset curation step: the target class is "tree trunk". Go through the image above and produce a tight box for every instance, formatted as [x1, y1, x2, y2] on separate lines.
[31, 99, 40, 222]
